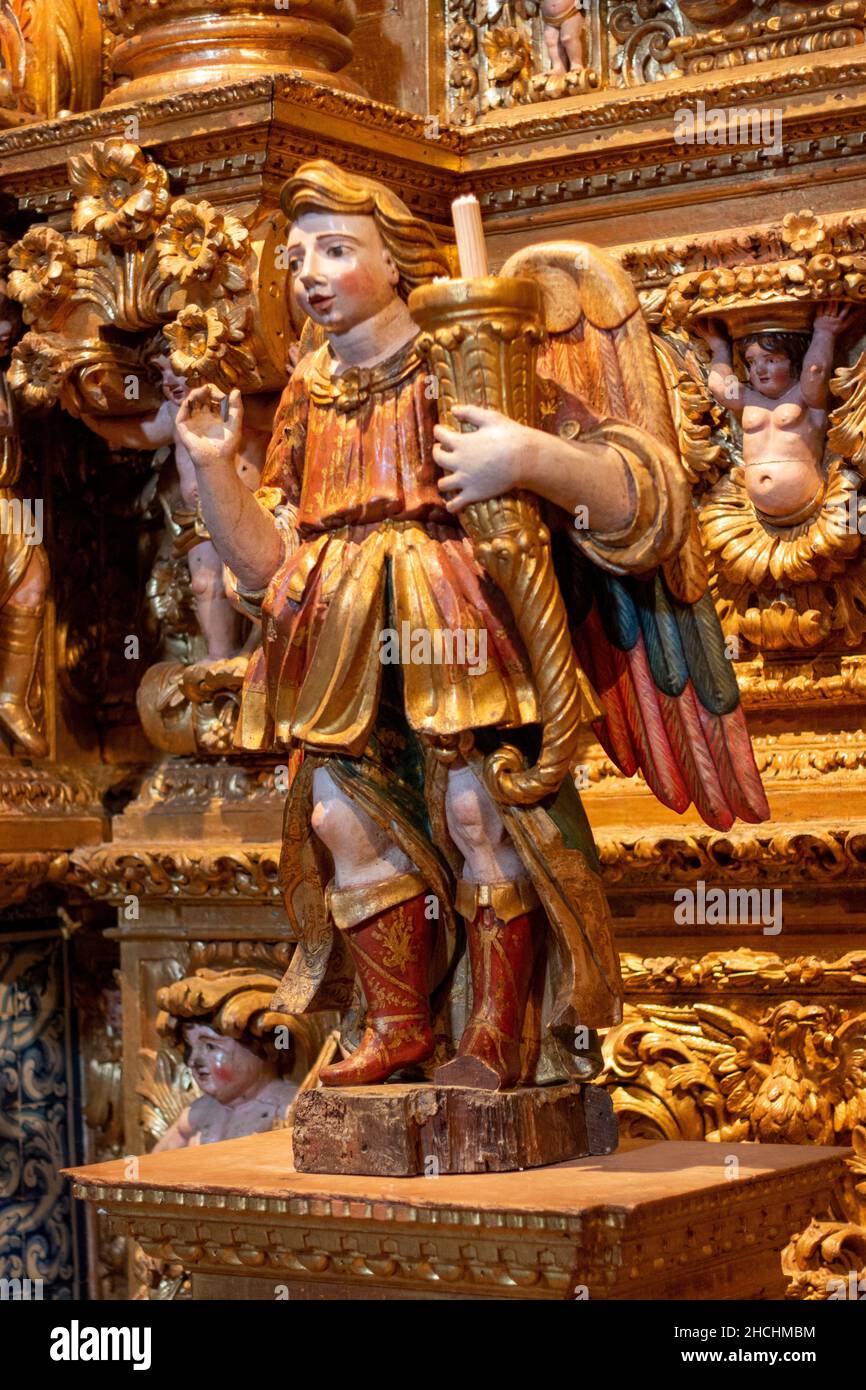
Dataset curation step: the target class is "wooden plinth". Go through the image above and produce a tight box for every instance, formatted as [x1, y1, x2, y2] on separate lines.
[65, 1136, 849, 1301]
[293, 1083, 617, 1175]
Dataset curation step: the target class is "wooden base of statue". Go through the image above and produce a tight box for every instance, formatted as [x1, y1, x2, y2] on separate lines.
[65, 1137, 848, 1301]
[292, 1082, 617, 1176]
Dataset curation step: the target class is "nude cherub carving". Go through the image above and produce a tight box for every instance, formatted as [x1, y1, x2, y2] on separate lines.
[542, 0, 587, 74]
[695, 303, 858, 521]
[84, 350, 273, 660]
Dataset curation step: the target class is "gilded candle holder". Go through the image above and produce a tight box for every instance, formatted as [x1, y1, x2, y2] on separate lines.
[409, 275, 589, 807]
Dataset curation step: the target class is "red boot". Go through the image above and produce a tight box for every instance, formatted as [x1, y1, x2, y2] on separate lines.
[319, 891, 435, 1087]
[435, 902, 539, 1090]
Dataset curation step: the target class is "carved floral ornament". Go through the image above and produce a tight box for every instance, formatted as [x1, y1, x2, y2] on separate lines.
[782, 1125, 866, 1300]
[656, 208, 866, 653]
[601, 995, 866, 1147]
[5, 138, 265, 415]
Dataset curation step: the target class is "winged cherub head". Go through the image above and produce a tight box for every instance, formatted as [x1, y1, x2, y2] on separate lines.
[279, 159, 449, 337]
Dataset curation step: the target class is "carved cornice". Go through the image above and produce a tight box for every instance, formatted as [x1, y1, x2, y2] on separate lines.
[0, 761, 105, 815]
[0, 851, 70, 909]
[620, 947, 866, 993]
[2, 59, 866, 225]
[596, 824, 866, 885]
[69, 844, 284, 902]
[0, 73, 464, 162]
[0, 75, 278, 157]
[61, 821, 866, 903]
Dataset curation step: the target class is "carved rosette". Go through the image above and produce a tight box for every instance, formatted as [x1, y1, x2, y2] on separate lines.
[98, 0, 360, 106]
[6, 138, 285, 414]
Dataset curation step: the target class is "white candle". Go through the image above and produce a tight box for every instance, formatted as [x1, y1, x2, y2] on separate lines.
[451, 195, 489, 280]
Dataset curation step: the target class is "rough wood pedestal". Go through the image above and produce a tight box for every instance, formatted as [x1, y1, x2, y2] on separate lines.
[65, 1137, 848, 1300]
[292, 1083, 618, 1175]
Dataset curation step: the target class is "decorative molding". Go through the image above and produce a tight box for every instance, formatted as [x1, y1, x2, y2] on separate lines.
[463, 54, 866, 147]
[620, 947, 866, 993]
[669, 1, 866, 76]
[0, 762, 105, 814]
[127, 756, 285, 812]
[595, 824, 866, 884]
[0, 851, 70, 909]
[69, 845, 284, 902]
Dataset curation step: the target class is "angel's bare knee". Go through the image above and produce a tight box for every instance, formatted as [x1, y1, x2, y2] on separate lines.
[311, 767, 414, 887]
[445, 766, 524, 882]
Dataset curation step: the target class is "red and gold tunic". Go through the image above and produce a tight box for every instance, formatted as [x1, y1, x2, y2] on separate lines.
[232, 335, 677, 754]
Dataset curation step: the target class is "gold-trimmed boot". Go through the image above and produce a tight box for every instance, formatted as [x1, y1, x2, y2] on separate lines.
[0, 603, 48, 757]
[319, 884, 435, 1087]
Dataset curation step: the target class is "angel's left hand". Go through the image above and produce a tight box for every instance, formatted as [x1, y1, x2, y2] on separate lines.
[813, 300, 861, 336]
[433, 403, 539, 511]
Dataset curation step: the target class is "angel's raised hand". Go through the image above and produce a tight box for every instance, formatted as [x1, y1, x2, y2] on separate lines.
[813, 300, 862, 336]
[176, 386, 244, 470]
[692, 316, 729, 349]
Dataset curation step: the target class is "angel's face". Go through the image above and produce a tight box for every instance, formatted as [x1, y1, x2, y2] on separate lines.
[744, 343, 794, 398]
[184, 1023, 267, 1104]
[286, 211, 400, 335]
[153, 354, 188, 406]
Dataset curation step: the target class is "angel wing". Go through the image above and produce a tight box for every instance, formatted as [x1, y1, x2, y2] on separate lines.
[501, 241, 769, 831]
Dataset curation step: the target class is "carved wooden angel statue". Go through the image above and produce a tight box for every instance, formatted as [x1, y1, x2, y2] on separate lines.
[175, 159, 768, 1094]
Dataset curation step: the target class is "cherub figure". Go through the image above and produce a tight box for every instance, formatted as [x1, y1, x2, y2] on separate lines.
[150, 969, 323, 1151]
[542, 0, 586, 74]
[696, 303, 859, 521]
[153, 1023, 297, 1150]
[83, 347, 274, 660]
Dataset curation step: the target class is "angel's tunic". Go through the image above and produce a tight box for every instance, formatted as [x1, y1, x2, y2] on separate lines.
[232, 336, 682, 754]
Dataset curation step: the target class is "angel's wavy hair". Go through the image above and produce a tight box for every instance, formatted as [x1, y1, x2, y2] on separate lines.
[737, 331, 811, 379]
[280, 159, 450, 301]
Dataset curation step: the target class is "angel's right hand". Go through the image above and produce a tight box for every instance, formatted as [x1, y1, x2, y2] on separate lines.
[692, 316, 729, 350]
[175, 385, 243, 470]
